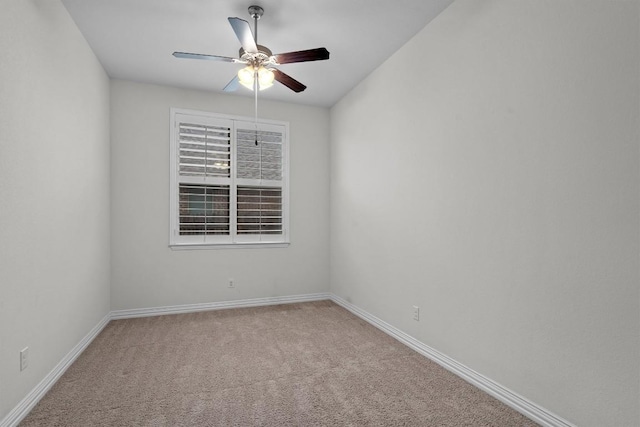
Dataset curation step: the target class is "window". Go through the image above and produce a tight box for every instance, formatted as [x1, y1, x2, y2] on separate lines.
[170, 108, 289, 248]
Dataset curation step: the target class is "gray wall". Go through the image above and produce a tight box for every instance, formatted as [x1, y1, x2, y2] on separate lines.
[329, 1, 639, 426]
[110, 80, 330, 310]
[0, 0, 111, 419]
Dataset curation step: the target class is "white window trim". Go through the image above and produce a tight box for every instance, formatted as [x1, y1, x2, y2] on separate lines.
[169, 108, 290, 249]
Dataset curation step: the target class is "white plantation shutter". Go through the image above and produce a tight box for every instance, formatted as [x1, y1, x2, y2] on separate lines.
[170, 110, 288, 247]
[235, 122, 285, 242]
[179, 122, 231, 178]
[173, 115, 233, 244]
[179, 184, 230, 235]
[237, 186, 283, 235]
[236, 128, 283, 181]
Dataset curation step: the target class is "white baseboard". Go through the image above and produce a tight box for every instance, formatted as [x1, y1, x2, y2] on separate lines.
[111, 293, 331, 319]
[329, 294, 575, 427]
[0, 313, 111, 427]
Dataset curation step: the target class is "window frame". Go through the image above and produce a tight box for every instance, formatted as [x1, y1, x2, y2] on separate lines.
[169, 108, 290, 249]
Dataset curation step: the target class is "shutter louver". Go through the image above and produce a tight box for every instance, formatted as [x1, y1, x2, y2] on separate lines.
[179, 184, 230, 235]
[237, 187, 282, 235]
[179, 123, 231, 178]
[237, 129, 282, 181]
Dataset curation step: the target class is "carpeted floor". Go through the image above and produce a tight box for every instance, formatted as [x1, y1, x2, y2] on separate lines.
[20, 301, 538, 426]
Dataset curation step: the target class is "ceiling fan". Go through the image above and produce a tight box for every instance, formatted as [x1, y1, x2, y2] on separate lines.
[173, 5, 330, 93]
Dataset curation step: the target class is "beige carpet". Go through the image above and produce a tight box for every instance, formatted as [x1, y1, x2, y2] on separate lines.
[20, 301, 538, 426]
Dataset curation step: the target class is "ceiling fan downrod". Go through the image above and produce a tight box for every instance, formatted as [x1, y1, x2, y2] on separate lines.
[248, 5, 264, 145]
[248, 5, 263, 44]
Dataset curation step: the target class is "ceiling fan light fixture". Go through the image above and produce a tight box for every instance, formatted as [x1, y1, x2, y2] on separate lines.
[238, 65, 275, 91]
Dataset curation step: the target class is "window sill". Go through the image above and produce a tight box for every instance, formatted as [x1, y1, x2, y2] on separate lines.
[169, 242, 290, 250]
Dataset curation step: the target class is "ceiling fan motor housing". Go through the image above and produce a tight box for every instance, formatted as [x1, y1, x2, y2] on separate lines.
[239, 45, 274, 67]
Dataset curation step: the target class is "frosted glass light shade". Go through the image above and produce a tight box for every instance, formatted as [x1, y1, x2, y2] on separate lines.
[258, 67, 274, 90]
[238, 66, 255, 90]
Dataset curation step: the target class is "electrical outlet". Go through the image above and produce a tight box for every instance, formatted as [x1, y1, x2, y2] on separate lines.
[412, 306, 420, 321]
[228, 278, 235, 288]
[20, 347, 29, 371]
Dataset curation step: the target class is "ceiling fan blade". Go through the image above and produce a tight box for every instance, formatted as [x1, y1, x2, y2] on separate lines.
[223, 75, 240, 92]
[173, 52, 242, 63]
[228, 17, 258, 54]
[273, 69, 306, 93]
[274, 48, 330, 65]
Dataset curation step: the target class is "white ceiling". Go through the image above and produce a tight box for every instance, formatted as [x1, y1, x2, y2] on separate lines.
[61, 0, 453, 107]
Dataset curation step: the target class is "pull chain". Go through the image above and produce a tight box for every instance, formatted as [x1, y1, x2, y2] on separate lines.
[253, 8, 259, 146]
[254, 69, 258, 145]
